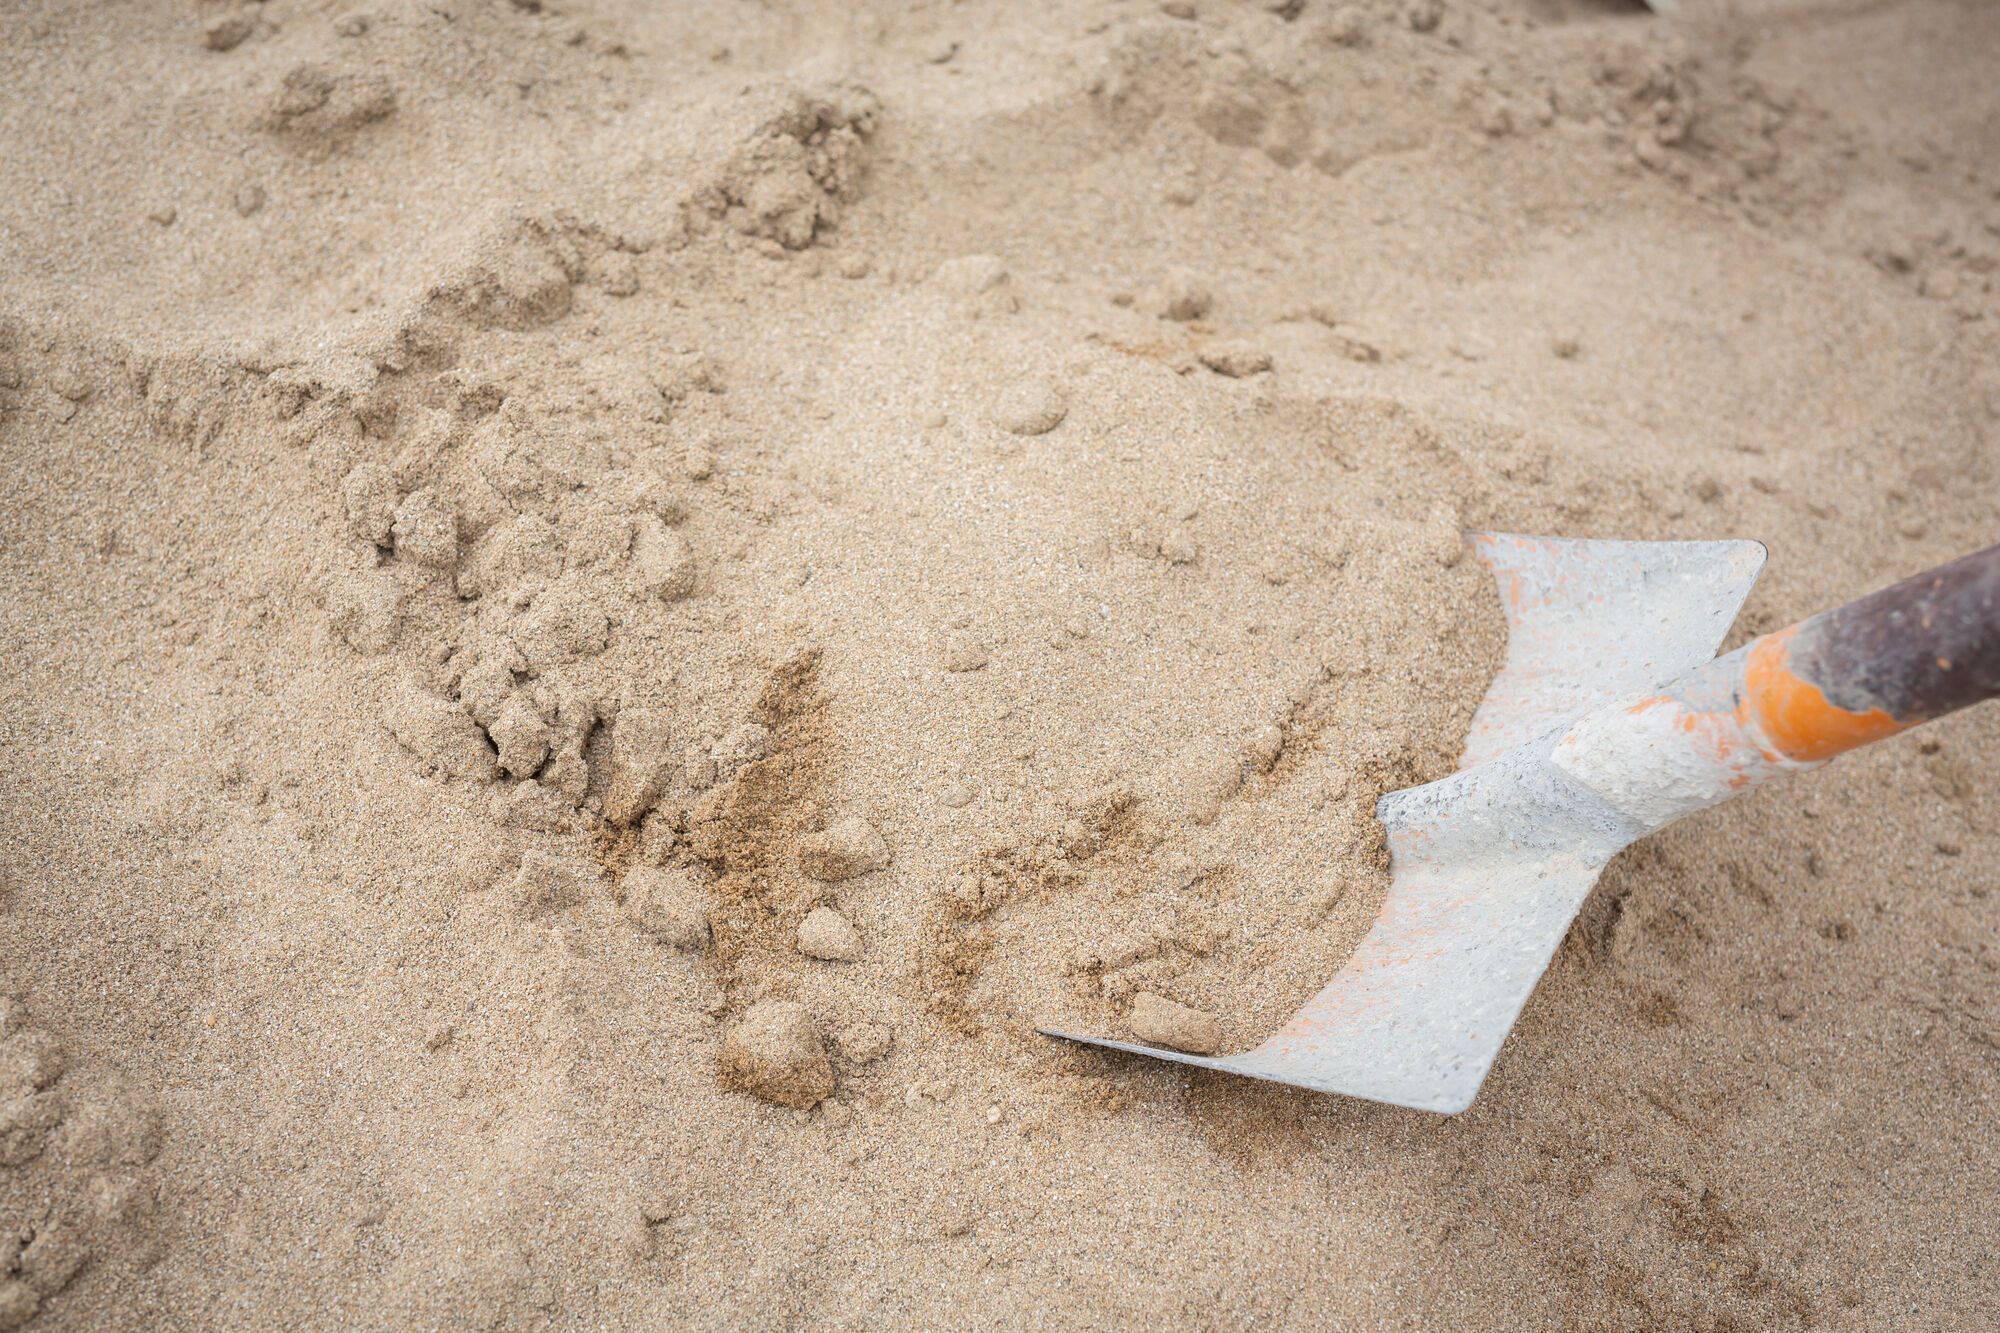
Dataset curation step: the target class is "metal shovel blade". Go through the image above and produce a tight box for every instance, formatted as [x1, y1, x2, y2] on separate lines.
[1039, 534, 1767, 1113]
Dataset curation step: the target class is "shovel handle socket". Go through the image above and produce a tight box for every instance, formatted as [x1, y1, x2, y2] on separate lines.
[1550, 541, 2000, 832]
[1744, 541, 2000, 762]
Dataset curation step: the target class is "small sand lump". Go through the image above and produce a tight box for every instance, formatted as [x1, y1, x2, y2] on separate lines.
[487, 695, 551, 778]
[203, 11, 255, 52]
[631, 516, 697, 601]
[710, 722, 770, 779]
[0, 1282, 40, 1330]
[991, 377, 1067, 436]
[797, 905, 863, 961]
[513, 580, 611, 669]
[835, 1022, 893, 1064]
[620, 867, 710, 950]
[508, 851, 597, 919]
[932, 253, 1010, 297]
[717, 1001, 835, 1109]
[341, 462, 398, 545]
[1140, 268, 1212, 321]
[1129, 992, 1223, 1055]
[939, 632, 989, 673]
[392, 488, 459, 568]
[326, 572, 400, 654]
[1200, 341, 1272, 378]
[383, 685, 496, 782]
[798, 816, 890, 881]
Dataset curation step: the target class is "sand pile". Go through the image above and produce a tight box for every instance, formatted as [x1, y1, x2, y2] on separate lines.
[2, 0, 1997, 1326]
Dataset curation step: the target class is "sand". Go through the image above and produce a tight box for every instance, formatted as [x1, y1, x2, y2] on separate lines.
[2, 0, 1997, 1327]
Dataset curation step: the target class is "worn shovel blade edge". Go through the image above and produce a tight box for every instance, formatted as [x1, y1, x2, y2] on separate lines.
[1042, 735, 1633, 1114]
[1030, 1029, 1484, 1115]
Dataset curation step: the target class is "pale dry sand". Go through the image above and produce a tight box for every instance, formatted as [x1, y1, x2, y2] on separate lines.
[2, 0, 1997, 1327]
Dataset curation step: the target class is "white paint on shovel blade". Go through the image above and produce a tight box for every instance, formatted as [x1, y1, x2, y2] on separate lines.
[1459, 534, 1766, 769]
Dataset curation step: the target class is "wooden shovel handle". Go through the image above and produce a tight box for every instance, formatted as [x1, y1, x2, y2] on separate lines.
[1744, 542, 2000, 762]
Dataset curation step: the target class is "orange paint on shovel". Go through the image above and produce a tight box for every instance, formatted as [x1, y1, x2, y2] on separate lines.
[1744, 627, 1907, 762]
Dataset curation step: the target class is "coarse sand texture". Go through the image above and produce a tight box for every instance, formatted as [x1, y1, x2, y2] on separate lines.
[2, 0, 1998, 1327]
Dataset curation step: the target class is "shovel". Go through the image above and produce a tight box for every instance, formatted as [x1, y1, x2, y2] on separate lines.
[1042, 535, 1999, 1113]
